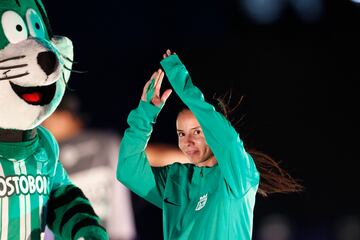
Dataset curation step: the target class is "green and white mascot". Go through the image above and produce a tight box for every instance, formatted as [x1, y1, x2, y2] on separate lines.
[0, 0, 109, 239]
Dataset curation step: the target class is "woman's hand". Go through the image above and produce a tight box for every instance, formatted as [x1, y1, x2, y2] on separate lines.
[163, 49, 175, 59]
[141, 69, 172, 107]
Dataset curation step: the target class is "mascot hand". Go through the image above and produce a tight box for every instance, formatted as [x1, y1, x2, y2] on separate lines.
[73, 225, 109, 240]
[77, 235, 108, 240]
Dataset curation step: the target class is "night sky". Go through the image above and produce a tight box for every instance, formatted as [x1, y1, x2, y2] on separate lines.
[45, 0, 358, 238]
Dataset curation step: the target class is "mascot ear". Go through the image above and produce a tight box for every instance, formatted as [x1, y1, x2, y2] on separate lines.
[34, 0, 53, 38]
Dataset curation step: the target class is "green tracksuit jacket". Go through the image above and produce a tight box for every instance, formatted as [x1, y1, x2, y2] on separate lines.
[117, 55, 260, 240]
[0, 126, 108, 240]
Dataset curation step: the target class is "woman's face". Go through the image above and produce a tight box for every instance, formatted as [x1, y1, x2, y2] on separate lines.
[176, 110, 215, 166]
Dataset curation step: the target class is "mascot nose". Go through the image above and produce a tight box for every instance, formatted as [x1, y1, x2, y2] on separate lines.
[37, 51, 59, 76]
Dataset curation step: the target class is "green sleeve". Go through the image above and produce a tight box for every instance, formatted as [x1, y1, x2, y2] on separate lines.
[51, 160, 72, 189]
[47, 184, 109, 240]
[37, 126, 72, 189]
[38, 127, 108, 240]
[161, 55, 260, 198]
[117, 100, 165, 208]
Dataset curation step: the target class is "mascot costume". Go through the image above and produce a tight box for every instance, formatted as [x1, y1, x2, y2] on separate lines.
[0, 0, 109, 239]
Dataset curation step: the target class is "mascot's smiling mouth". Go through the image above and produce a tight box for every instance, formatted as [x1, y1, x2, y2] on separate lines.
[10, 81, 56, 106]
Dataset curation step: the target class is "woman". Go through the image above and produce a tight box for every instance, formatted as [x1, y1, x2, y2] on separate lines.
[117, 50, 302, 240]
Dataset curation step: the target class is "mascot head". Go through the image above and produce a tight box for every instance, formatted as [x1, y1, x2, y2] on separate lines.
[0, 0, 73, 130]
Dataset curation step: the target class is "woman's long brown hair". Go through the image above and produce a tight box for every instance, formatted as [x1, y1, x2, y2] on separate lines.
[246, 149, 304, 196]
[210, 91, 304, 196]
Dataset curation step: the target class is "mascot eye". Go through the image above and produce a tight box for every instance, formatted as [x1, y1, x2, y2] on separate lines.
[26, 9, 46, 39]
[1, 11, 28, 44]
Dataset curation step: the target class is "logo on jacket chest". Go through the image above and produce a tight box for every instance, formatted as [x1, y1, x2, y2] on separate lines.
[195, 193, 208, 211]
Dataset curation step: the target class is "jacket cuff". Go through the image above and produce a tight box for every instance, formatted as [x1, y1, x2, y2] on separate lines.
[160, 54, 183, 73]
[136, 100, 162, 123]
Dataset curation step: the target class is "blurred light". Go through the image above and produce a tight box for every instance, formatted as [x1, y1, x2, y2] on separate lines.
[335, 216, 360, 240]
[290, 0, 323, 22]
[351, 0, 360, 3]
[242, 0, 285, 24]
[258, 214, 293, 240]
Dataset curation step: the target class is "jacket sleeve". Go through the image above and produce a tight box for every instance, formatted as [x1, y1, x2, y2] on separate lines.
[160, 55, 260, 198]
[116, 100, 166, 208]
[38, 127, 108, 240]
[47, 181, 109, 240]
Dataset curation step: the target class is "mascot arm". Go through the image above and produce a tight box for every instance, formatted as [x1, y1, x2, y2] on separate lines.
[46, 161, 109, 240]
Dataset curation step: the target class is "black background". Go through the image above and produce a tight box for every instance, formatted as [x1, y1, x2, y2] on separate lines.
[45, 0, 359, 239]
